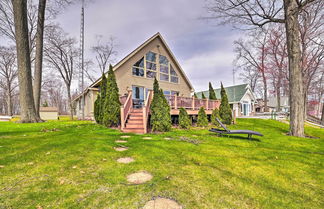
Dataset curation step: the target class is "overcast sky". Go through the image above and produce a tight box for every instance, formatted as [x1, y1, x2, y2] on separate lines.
[57, 0, 243, 92]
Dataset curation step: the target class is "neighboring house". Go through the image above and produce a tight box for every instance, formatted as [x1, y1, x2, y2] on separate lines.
[73, 33, 220, 133]
[40, 107, 58, 120]
[267, 96, 290, 112]
[196, 84, 256, 117]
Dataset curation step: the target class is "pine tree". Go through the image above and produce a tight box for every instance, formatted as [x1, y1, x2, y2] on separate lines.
[211, 108, 220, 126]
[98, 73, 107, 124]
[208, 82, 217, 100]
[150, 78, 171, 132]
[197, 107, 208, 127]
[179, 107, 191, 129]
[103, 65, 120, 127]
[94, 94, 101, 123]
[219, 82, 232, 125]
[201, 92, 206, 99]
[193, 93, 198, 98]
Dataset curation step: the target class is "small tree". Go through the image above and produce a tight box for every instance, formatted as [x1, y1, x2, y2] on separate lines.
[197, 107, 208, 127]
[193, 93, 198, 98]
[219, 82, 232, 125]
[94, 94, 101, 123]
[179, 107, 191, 129]
[103, 65, 120, 127]
[209, 82, 217, 100]
[150, 78, 171, 132]
[211, 108, 220, 126]
[201, 92, 206, 99]
[98, 73, 107, 124]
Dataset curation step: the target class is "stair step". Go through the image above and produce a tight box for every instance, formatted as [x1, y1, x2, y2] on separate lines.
[129, 115, 143, 120]
[130, 112, 143, 116]
[123, 128, 145, 134]
[132, 109, 143, 113]
[126, 124, 144, 128]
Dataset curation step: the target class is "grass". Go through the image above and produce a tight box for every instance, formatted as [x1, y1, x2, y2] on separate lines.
[0, 119, 323, 208]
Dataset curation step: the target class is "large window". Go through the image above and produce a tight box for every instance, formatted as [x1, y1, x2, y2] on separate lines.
[131, 51, 179, 84]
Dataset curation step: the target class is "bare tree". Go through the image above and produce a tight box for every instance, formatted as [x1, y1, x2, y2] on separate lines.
[206, 0, 319, 137]
[11, 0, 41, 122]
[44, 25, 78, 120]
[239, 66, 260, 93]
[234, 30, 270, 111]
[0, 46, 18, 115]
[91, 35, 117, 75]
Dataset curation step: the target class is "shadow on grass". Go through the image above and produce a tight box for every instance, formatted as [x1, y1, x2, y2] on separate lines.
[208, 133, 261, 142]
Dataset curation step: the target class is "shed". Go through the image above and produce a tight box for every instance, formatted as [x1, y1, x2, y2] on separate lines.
[40, 107, 58, 120]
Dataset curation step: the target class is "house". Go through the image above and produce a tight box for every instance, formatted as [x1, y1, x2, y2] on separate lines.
[40, 107, 58, 120]
[267, 96, 290, 112]
[73, 33, 220, 133]
[196, 84, 256, 117]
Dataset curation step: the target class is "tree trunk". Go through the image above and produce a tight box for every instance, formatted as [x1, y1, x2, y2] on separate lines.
[276, 84, 281, 112]
[262, 74, 268, 112]
[6, 84, 12, 116]
[12, 0, 41, 123]
[66, 85, 73, 120]
[33, 0, 47, 116]
[321, 102, 324, 125]
[284, 0, 304, 137]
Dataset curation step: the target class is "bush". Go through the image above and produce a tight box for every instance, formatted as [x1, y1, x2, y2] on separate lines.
[211, 108, 220, 126]
[209, 82, 217, 100]
[94, 95, 101, 123]
[197, 107, 208, 127]
[219, 82, 232, 125]
[150, 78, 171, 132]
[201, 92, 206, 99]
[103, 64, 121, 127]
[179, 107, 191, 129]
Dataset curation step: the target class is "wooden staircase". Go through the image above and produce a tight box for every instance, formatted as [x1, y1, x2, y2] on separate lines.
[123, 108, 145, 133]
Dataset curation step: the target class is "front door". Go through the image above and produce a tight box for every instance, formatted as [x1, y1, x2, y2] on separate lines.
[243, 103, 249, 116]
[132, 86, 144, 108]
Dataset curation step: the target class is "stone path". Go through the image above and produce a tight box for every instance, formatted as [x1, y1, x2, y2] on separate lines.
[143, 198, 183, 209]
[117, 157, 134, 164]
[112, 135, 182, 208]
[126, 171, 153, 184]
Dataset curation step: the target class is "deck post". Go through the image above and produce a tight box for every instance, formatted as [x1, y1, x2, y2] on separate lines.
[174, 94, 177, 109]
[143, 107, 146, 133]
[206, 99, 209, 110]
[120, 107, 125, 130]
[192, 96, 195, 110]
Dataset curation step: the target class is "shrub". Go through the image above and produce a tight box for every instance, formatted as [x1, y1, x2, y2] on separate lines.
[179, 107, 191, 129]
[103, 64, 121, 127]
[197, 107, 208, 127]
[219, 82, 232, 125]
[209, 82, 217, 100]
[193, 93, 198, 98]
[211, 108, 220, 126]
[98, 73, 107, 124]
[150, 78, 171, 132]
[94, 95, 101, 123]
[201, 92, 206, 99]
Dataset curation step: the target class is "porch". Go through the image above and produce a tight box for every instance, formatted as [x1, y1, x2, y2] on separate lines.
[119, 90, 220, 133]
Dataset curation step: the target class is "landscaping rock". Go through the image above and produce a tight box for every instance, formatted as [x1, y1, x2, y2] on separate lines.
[115, 140, 127, 143]
[114, 147, 128, 152]
[0, 165, 4, 168]
[120, 135, 131, 138]
[126, 171, 152, 184]
[117, 157, 134, 164]
[102, 158, 107, 161]
[143, 198, 182, 209]
[164, 137, 172, 140]
[27, 162, 34, 165]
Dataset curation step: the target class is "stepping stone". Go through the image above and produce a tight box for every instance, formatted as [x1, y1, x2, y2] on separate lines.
[143, 198, 182, 209]
[120, 135, 130, 138]
[0, 165, 4, 168]
[164, 137, 172, 140]
[126, 171, 152, 184]
[115, 140, 127, 143]
[114, 147, 128, 152]
[117, 157, 134, 164]
[143, 137, 152, 140]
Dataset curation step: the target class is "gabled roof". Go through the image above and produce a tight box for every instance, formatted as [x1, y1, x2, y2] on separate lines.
[196, 84, 253, 103]
[89, 32, 194, 91]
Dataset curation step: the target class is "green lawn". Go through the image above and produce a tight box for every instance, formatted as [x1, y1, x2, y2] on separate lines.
[0, 119, 323, 208]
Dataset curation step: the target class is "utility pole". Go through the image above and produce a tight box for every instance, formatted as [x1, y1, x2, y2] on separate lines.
[80, 0, 85, 120]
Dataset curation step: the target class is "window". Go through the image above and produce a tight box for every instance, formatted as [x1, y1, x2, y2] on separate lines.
[146, 70, 156, 78]
[163, 90, 171, 95]
[170, 65, 179, 83]
[132, 57, 145, 77]
[146, 51, 157, 79]
[159, 55, 169, 82]
[171, 91, 179, 96]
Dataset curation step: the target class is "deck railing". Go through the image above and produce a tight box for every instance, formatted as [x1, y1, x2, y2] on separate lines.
[143, 90, 153, 133]
[166, 95, 220, 110]
[120, 91, 132, 130]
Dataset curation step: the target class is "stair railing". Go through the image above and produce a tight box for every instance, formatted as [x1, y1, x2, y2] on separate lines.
[120, 90, 132, 131]
[143, 90, 153, 133]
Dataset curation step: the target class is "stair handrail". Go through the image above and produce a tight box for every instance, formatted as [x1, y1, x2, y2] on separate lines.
[143, 90, 153, 133]
[120, 90, 132, 130]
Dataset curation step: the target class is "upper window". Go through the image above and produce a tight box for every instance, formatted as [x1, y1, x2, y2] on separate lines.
[131, 51, 179, 84]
